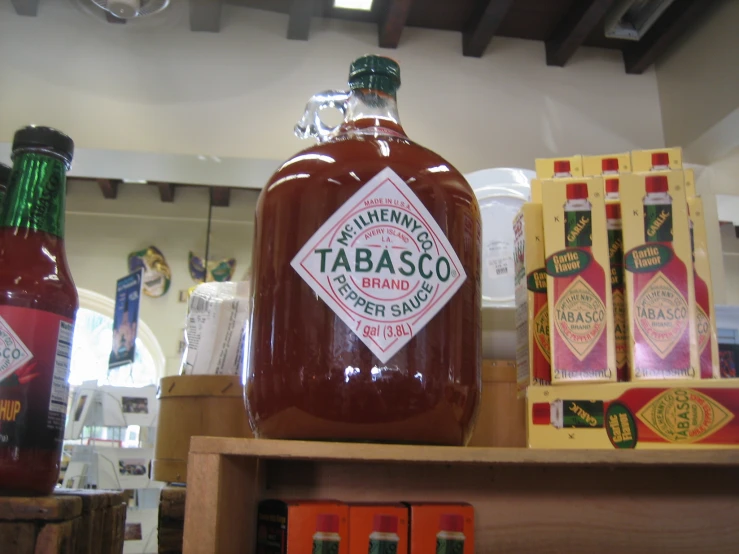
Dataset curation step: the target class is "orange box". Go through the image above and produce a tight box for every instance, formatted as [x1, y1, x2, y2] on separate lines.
[406, 503, 474, 554]
[349, 503, 408, 554]
[256, 499, 348, 554]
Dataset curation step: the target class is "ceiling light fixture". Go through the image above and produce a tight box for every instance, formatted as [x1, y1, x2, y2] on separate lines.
[334, 0, 373, 11]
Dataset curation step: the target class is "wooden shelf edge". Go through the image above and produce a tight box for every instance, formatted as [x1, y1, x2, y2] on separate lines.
[189, 437, 739, 466]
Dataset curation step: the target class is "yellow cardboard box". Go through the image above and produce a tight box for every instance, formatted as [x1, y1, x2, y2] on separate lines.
[535, 155, 583, 179]
[620, 171, 698, 380]
[541, 177, 616, 383]
[688, 197, 719, 379]
[514, 203, 550, 391]
[527, 381, 739, 449]
[684, 168, 696, 197]
[583, 153, 631, 177]
[631, 147, 683, 172]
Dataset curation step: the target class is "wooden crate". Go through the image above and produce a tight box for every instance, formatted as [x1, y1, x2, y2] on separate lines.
[0, 489, 126, 554]
[159, 487, 186, 554]
[183, 438, 739, 553]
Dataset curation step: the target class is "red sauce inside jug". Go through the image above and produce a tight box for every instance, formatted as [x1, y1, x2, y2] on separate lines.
[245, 57, 481, 445]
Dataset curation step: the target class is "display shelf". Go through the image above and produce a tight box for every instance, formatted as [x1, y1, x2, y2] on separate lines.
[183, 438, 739, 553]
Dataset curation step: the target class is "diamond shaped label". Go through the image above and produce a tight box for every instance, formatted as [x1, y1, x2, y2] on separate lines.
[634, 272, 688, 359]
[0, 315, 33, 382]
[553, 276, 606, 361]
[291, 167, 466, 363]
[637, 388, 734, 443]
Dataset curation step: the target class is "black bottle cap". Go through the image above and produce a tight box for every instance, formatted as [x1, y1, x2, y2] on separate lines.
[0, 163, 10, 186]
[12, 126, 74, 168]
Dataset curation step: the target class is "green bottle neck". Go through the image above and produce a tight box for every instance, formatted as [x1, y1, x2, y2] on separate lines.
[1, 151, 68, 238]
[644, 204, 673, 243]
[565, 209, 592, 248]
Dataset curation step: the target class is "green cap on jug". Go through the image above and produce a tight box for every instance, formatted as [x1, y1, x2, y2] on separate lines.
[349, 55, 401, 94]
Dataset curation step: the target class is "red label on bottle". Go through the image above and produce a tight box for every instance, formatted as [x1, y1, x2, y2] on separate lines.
[0, 306, 73, 450]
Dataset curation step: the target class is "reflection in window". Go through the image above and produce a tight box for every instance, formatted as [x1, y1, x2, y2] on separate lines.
[69, 308, 158, 387]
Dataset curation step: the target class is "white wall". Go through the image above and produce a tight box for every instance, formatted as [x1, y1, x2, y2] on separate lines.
[65, 180, 257, 376]
[655, 0, 739, 153]
[0, 1, 665, 175]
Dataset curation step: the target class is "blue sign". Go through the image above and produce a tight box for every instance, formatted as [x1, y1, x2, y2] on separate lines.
[109, 270, 143, 369]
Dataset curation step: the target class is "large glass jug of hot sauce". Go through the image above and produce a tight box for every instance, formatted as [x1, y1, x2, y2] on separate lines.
[245, 56, 481, 445]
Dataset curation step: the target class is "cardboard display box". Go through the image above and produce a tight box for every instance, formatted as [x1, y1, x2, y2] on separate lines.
[620, 171, 698, 380]
[541, 177, 616, 383]
[528, 381, 739, 449]
[514, 204, 550, 390]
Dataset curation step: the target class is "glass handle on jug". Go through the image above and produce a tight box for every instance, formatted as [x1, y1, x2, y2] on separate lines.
[294, 90, 351, 142]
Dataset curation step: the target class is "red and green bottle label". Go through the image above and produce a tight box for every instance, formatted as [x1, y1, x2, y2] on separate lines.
[644, 204, 673, 243]
[0, 306, 73, 450]
[549, 388, 736, 448]
[565, 210, 592, 247]
[369, 539, 398, 553]
[313, 540, 340, 554]
[562, 400, 605, 428]
[436, 538, 465, 554]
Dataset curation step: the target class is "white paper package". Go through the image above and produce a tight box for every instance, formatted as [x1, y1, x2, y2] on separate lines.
[180, 281, 250, 376]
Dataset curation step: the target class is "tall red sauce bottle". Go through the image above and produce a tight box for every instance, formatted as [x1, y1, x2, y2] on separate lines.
[245, 56, 481, 445]
[627, 175, 691, 377]
[550, 182, 609, 380]
[0, 126, 78, 495]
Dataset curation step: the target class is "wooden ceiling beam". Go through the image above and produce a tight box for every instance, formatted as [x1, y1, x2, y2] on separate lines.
[288, 0, 315, 41]
[546, 0, 618, 67]
[98, 179, 119, 200]
[156, 183, 176, 203]
[462, 0, 515, 57]
[378, 0, 414, 49]
[189, 0, 223, 32]
[623, 0, 721, 75]
[210, 187, 230, 208]
[10, 0, 39, 16]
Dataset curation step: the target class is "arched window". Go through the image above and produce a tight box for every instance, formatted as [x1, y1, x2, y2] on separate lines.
[69, 289, 165, 387]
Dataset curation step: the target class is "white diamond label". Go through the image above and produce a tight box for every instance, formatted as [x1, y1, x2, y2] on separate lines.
[0, 315, 33, 382]
[291, 167, 466, 362]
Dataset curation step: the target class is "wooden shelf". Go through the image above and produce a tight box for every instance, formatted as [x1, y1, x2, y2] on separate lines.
[190, 437, 739, 467]
[183, 438, 739, 553]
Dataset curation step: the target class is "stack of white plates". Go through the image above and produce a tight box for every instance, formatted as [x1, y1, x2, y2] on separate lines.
[464, 168, 535, 308]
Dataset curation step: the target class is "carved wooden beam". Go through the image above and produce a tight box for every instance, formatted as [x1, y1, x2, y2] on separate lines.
[210, 187, 230, 207]
[546, 0, 617, 67]
[378, 0, 414, 49]
[189, 0, 223, 32]
[98, 179, 119, 200]
[462, 0, 515, 57]
[156, 183, 176, 203]
[623, 0, 721, 74]
[10, 0, 40, 17]
[288, 0, 314, 41]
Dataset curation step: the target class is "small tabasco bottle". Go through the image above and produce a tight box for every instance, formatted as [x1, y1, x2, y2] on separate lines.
[623, 173, 696, 379]
[0, 126, 78, 495]
[368, 515, 399, 554]
[436, 514, 465, 554]
[606, 194, 628, 381]
[531, 386, 739, 447]
[543, 180, 614, 383]
[314, 514, 341, 554]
